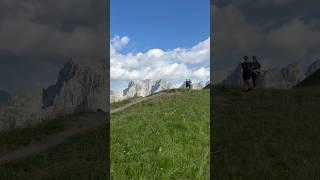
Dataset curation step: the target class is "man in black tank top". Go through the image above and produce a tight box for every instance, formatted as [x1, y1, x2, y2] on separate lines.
[241, 56, 252, 91]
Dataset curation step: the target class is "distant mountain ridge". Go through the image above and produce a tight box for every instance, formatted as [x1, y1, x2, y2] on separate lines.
[0, 58, 107, 131]
[1, 58, 208, 130]
[111, 79, 209, 103]
[42, 59, 107, 114]
[111, 79, 174, 103]
[221, 60, 320, 89]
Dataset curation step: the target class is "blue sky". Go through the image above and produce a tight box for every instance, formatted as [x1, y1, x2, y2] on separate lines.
[111, 0, 209, 52]
[110, 0, 210, 91]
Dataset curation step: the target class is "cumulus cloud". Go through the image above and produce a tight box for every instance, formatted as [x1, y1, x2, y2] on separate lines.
[0, 0, 106, 93]
[212, 2, 320, 80]
[110, 36, 210, 89]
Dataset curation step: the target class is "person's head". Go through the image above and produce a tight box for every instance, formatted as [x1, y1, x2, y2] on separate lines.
[243, 56, 248, 61]
[252, 56, 257, 62]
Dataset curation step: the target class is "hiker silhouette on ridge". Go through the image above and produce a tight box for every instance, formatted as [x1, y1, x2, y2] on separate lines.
[185, 79, 192, 89]
[241, 56, 253, 91]
[241, 55, 262, 91]
[251, 56, 261, 88]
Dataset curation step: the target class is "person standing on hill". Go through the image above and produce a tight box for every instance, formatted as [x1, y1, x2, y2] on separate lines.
[188, 79, 192, 89]
[185, 79, 192, 89]
[251, 56, 261, 88]
[241, 56, 252, 91]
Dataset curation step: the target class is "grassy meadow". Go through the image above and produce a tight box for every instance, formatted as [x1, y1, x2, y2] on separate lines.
[0, 113, 108, 180]
[212, 85, 320, 179]
[111, 89, 210, 179]
[0, 89, 210, 179]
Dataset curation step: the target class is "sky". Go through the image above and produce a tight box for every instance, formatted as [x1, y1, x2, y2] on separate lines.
[212, 0, 320, 83]
[110, 0, 210, 91]
[3, 0, 318, 94]
[0, 0, 106, 94]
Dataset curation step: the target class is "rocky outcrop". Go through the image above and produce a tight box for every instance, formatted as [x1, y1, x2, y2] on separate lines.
[0, 58, 107, 131]
[281, 63, 303, 88]
[258, 68, 289, 89]
[110, 90, 126, 103]
[43, 59, 107, 114]
[124, 79, 173, 97]
[0, 85, 51, 131]
[111, 79, 174, 102]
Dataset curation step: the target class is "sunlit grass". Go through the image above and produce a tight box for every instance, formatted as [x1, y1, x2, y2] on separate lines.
[111, 89, 210, 179]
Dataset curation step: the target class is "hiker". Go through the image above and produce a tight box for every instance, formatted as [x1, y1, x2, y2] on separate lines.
[251, 56, 261, 88]
[188, 79, 192, 89]
[241, 56, 252, 91]
[185, 79, 189, 89]
[185, 79, 192, 89]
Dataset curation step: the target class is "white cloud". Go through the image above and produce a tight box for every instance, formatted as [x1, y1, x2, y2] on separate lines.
[213, 4, 320, 79]
[110, 36, 210, 90]
[193, 67, 210, 80]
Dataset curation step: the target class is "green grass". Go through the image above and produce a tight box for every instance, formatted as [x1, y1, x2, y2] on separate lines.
[111, 97, 135, 109]
[0, 89, 209, 179]
[296, 69, 320, 88]
[0, 113, 108, 180]
[111, 89, 210, 179]
[0, 115, 72, 154]
[212, 85, 320, 179]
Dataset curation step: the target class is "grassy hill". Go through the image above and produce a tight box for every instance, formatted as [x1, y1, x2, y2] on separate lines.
[212, 85, 320, 179]
[0, 89, 209, 179]
[296, 69, 320, 88]
[0, 113, 108, 180]
[111, 89, 210, 179]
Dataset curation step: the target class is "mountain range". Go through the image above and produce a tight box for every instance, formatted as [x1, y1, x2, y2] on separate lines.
[296, 68, 320, 88]
[110, 79, 208, 103]
[221, 59, 320, 89]
[0, 59, 107, 131]
[2, 57, 318, 131]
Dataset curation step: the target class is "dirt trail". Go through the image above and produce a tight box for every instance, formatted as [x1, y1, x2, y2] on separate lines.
[0, 91, 178, 164]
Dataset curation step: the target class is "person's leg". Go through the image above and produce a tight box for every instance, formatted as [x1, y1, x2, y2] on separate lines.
[243, 79, 248, 91]
[246, 80, 251, 91]
[252, 73, 256, 87]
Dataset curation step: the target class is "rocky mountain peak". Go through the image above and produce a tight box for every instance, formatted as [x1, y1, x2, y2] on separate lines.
[123, 79, 173, 98]
[281, 62, 303, 88]
[42, 58, 107, 114]
[111, 79, 175, 103]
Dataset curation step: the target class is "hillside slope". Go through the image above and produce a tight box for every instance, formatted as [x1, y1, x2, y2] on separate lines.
[111, 89, 210, 179]
[0, 112, 108, 180]
[212, 85, 320, 179]
[296, 68, 320, 88]
[0, 89, 209, 179]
